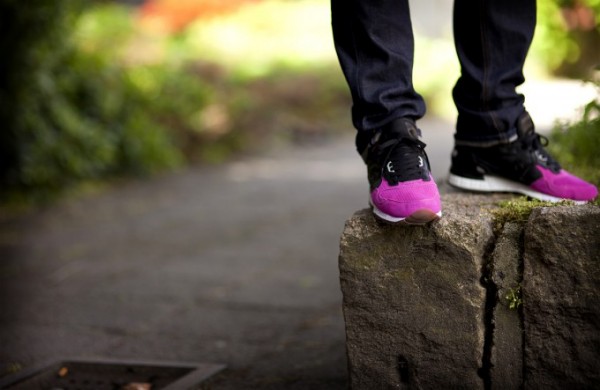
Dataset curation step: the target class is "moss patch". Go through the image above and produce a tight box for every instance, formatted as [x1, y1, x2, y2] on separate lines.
[491, 197, 575, 232]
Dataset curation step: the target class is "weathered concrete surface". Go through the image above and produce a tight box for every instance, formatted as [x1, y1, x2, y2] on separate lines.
[339, 193, 503, 389]
[490, 222, 523, 390]
[339, 196, 600, 390]
[523, 205, 600, 389]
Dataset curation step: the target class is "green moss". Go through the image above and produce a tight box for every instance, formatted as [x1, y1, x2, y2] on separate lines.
[389, 269, 414, 283]
[346, 254, 378, 271]
[1, 362, 23, 378]
[491, 197, 575, 232]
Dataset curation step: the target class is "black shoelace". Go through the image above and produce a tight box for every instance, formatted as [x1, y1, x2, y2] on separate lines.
[521, 131, 561, 172]
[377, 137, 429, 185]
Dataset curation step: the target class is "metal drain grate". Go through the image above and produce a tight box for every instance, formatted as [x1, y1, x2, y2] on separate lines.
[0, 358, 225, 390]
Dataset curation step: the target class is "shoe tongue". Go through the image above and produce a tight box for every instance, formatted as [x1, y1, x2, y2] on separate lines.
[516, 111, 562, 172]
[517, 111, 535, 138]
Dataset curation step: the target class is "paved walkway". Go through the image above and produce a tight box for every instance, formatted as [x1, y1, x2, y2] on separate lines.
[0, 116, 452, 389]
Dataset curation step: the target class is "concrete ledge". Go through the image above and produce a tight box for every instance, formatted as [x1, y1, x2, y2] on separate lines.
[523, 206, 600, 389]
[338, 194, 600, 389]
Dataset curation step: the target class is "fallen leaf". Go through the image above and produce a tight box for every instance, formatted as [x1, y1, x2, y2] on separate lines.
[122, 383, 152, 390]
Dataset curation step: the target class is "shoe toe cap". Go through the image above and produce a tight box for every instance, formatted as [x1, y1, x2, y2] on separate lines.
[532, 167, 598, 201]
[371, 177, 442, 218]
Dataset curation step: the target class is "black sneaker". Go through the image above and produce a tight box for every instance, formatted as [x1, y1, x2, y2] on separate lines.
[448, 112, 598, 202]
[361, 118, 442, 224]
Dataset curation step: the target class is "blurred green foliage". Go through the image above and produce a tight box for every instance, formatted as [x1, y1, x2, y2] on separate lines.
[0, 0, 351, 204]
[548, 81, 600, 187]
[0, 1, 187, 203]
[534, 0, 600, 77]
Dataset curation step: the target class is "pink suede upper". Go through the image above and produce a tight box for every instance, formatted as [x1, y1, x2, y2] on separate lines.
[530, 166, 598, 201]
[371, 175, 441, 218]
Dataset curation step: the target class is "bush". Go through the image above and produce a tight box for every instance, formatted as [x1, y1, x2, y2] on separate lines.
[534, 0, 600, 78]
[0, 1, 193, 203]
[0, 1, 76, 196]
[548, 82, 600, 186]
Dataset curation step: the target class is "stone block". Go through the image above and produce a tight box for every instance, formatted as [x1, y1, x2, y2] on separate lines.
[338, 194, 498, 389]
[339, 195, 600, 389]
[522, 205, 600, 389]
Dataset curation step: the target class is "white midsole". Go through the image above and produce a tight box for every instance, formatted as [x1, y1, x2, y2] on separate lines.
[447, 173, 586, 204]
[369, 199, 443, 223]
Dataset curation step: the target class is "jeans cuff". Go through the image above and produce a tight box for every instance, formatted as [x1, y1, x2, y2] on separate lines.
[453, 130, 518, 147]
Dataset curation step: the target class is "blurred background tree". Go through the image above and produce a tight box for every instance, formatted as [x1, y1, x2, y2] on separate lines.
[534, 0, 600, 78]
[0, 0, 184, 203]
[1, 0, 598, 205]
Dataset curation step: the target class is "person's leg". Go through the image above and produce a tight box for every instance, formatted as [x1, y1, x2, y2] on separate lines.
[331, 0, 425, 145]
[331, 0, 441, 224]
[452, 0, 534, 145]
[448, 0, 598, 202]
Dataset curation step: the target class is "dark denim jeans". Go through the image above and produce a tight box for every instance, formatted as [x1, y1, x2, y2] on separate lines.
[331, 0, 536, 150]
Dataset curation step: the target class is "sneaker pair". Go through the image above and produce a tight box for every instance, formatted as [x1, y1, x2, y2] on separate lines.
[362, 114, 598, 224]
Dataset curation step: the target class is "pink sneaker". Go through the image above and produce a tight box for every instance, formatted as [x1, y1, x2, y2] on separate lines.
[361, 118, 442, 224]
[448, 112, 598, 203]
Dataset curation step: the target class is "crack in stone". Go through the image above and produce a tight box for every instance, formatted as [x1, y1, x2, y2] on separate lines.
[479, 232, 500, 390]
[483, 220, 527, 390]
